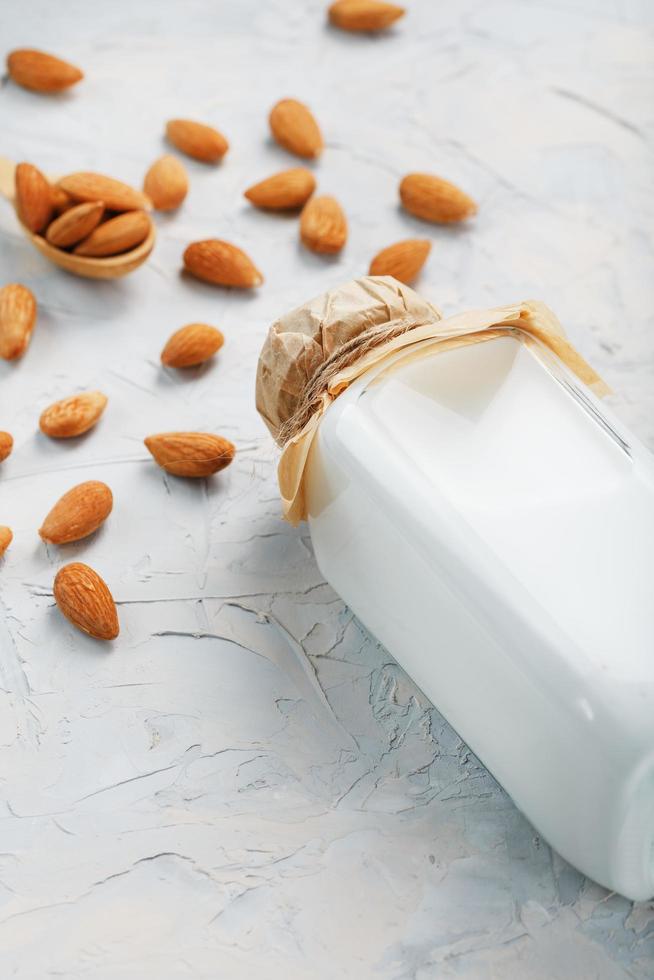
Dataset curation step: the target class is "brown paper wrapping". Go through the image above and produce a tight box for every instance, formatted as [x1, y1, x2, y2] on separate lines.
[256, 276, 609, 525]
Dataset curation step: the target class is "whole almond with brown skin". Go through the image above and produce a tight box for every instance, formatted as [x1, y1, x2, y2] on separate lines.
[245, 168, 316, 210]
[269, 99, 323, 159]
[328, 0, 405, 31]
[183, 240, 263, 288]
[15, 162, 53, 233]
[144, 155, 188, 211]
[39, 481, 113, 545]
[300, 195, 347, 254]
[74, 211, 151, 257]
[46, 201, 105, 248]
[7, 49, 83, 93]
[0, 526, 12, 557]
[51, 185, 74, 215]
[369, 239, 431, 284]
[53, 562, 119, 640]
[58, 173, 151, 212]
[145, 432, 236, 478]
[161, 323, 225, 368]
[166, 120, 229, 163]
[0, 432, 13, 462]
[400, 173, 477, 224]
[40, 391, 107, 439]
[0, 283, 37, 361]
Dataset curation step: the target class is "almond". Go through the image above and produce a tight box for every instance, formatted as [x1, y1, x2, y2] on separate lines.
[183, 240, 263, 288]
[15, 162, 54, 233]
[39, 391, 107, 439]
[161, 323, 225, 368]
[166, 119, 229, 163]
[58, 172, 151, 212]
[144, 154, 188, 211]
[144, 432, 236, 478]
[399, 173, 477, 224]
[0, 283, 37, 361]
[39, 480, 113, 545]
[45, 201, 105, 248]
[74, 211, 151, 257]
[300, 195, 347, 254]
[0, 432, 13, 462]
[0, 526, 12, 557]
[369, 239, 431, 284]
[53, 562, 119, 640]
[244, 168, 316, 210]
[328, 0, 405, 31]
[269, 99, 323, 159]
[7, 49, 83, 93]
[51, 185, 74, 215]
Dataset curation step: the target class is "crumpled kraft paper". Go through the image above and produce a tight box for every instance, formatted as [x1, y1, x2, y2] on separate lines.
[256, 276, 609, 525]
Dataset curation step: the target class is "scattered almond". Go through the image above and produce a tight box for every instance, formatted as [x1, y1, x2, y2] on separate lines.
[245, 168, 316, 210]
[369, 239, 431, 284]
[7, 48, 83, 93]
[73, 211, 151, 257]
[183, 240, 263, 288]
[15, 162, 53, 233]
[51, 184, 74, 215]
[269, 99, 323, 159]
[39, 481, 113, 544]
[145, 432, 236, 478]
[144, 154, 188, 211]
[161, 323, 225, 368]
[58, 172, 151, 212]
[399, 173, 477, 224]
[53, 562, 119, 640]
[0, 283, 37, 361]
[45, 201, 105, 248]
[166, 119, 229, 163]
[0, 432, 13, 462]
[300, 195, 347, 254]
[328, 0, 405, 31]
[39, 391, 107, 439]
[0, 526, 12, 557]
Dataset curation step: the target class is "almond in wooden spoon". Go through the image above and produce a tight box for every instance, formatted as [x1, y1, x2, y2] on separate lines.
[7, 49, 83, 92]
[183, 240, 263, 288]
[53, 562, 119, 640]
[166, 119, 229, 163]
[0, 526, 12, 557]
[0, 283, 37, 361]
[269, 99, 323, 159]
[74, 211, 151, 257]
[144, 154, 188, 210]
[51, 185, 74, 215]
[400, 173, 477, 224]
[46, 201, 105, 248]
[15, 162, 53, 233]
[0, 432, 13, 462]
[328, 0, 405, 31]
[161, 323, 225, 368]
[369, 239, 431, 284]
[40, 391, 107, 439]
[244, 168, 316, 210]
[145, 432, 235, 478]
[58, 172, 150, 212]
[40, 480, 113, 544]
[300, 195, 347, 253]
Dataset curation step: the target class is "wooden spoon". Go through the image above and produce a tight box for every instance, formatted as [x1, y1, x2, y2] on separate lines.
[0, 157, 156, 280]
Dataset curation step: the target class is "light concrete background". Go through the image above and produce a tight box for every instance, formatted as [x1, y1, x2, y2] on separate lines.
[1, 1, 653, 977]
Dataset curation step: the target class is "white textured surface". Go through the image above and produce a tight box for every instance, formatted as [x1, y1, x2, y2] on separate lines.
[1, 1, 653, 977]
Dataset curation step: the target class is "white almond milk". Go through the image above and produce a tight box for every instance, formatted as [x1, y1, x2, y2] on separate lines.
[305, 334, 654, 899]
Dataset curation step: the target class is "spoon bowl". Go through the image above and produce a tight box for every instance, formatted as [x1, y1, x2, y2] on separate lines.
[0, 156, 156, 279]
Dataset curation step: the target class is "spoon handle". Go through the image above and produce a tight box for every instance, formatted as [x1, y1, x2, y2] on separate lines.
[0, 157, 16, 201]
